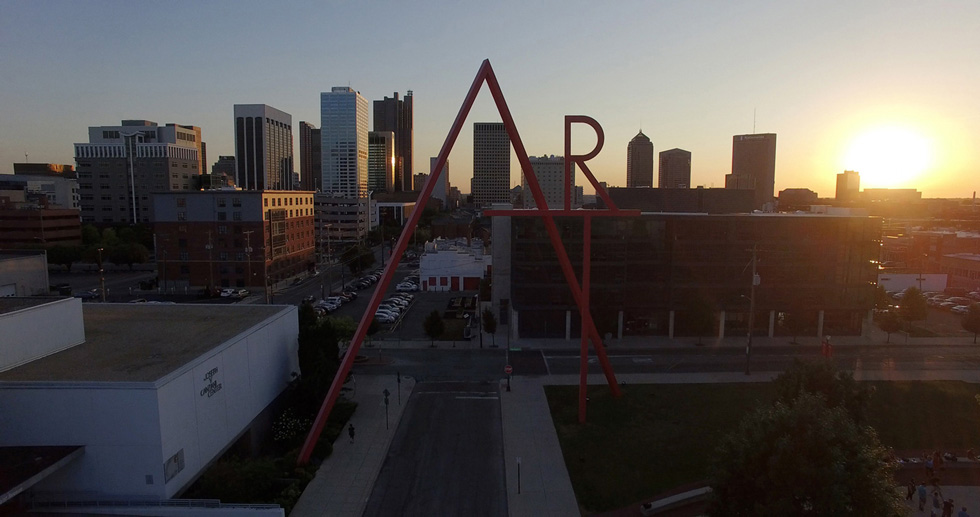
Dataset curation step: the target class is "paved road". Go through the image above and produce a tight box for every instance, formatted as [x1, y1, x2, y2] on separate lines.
[354, 345, 980, 382]
[362, 381, 507, 517]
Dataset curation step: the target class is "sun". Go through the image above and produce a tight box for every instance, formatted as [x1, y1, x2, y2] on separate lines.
[843, 126, 933, 188]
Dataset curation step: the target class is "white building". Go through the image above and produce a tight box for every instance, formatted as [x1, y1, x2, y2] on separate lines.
[0, 250, 49, 297]
[419, 238, 490, 292]
[320, 87, 368, 199]
[0, 298, 297, 513]
[522, 155, 577, 209]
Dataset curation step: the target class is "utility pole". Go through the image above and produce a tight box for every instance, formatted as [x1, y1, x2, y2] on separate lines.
[205, 231, 214, 294]
[97, 247, 106, 302]
[243, 230, 254, 290]
[745, 244, 758, 375]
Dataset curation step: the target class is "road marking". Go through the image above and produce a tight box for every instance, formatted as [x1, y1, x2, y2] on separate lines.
[455, 396, 499, 400]
[416, 391, 497, 395]
[632, 357, 653, 364]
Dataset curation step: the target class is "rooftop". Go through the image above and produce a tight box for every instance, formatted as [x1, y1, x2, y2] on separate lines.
[0, 304, 290, 384]
[944, 253, 980, 262]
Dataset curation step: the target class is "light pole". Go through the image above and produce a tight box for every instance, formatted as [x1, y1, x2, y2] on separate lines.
[97, 247, 106, 302]
[243, 230, 254, 290]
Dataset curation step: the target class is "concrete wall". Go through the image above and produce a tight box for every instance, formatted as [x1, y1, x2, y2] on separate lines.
[0, 385, 163, 497]
[157, 308, 299, 497]
[0, 297, 85, 372]
[0, 252, 49, 296]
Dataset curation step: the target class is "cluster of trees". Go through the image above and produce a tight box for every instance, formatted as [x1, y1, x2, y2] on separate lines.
[47, 224, 152, 272]
[709, 360, 903, 515]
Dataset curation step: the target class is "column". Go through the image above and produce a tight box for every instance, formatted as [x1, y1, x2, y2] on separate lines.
[565, 310, 572, 341]
[768, 310, 776, 338]
[669, 310, 675, 339]
[718, 310, 726, 340]
[617, 310, 624, 340]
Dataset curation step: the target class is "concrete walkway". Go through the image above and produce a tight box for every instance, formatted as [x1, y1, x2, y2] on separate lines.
[291, 374, 414, 517]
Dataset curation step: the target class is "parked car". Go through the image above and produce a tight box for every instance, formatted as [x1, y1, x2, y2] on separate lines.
[940, 301, 959, 310]
[385, 297, 409, 308]
[952, 305, 970, 315]
[74, 290, 99, 300]
[220, 288, 236, 297]
[396, 282, 418, 292]
[302, 295, 316, 304]
[375, 309, 398, 320]
[391, 293, 414, 301]
[324, 296, 345, 306]
[374, 313, 395, 323]
[235, 289, 250, 298]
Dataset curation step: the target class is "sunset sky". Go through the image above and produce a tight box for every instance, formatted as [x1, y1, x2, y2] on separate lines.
[1, 0, 977, 198]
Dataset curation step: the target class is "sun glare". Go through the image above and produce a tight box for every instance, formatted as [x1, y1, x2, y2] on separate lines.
[843, 126, 933, 188]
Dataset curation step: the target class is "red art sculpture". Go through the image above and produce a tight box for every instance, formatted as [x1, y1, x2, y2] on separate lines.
[298, 59, 637, 464]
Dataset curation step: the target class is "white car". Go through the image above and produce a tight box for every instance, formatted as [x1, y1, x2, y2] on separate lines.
[220, 288, 236, 297]
[385, 297, 409, 308]
[374, 313, 395, 323]
[396, 283, 418, 292]
[952, 305, 970, 315]
[378, 304, 402, 315]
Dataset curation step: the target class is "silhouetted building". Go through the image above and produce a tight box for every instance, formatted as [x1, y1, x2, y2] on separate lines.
[299, 121, 321, 192]
[368, 131, 395, 193]
[233, 105, 293, 191]
[74, 120, 201, 224]
[373, 91, 413, 191]
[492, 213, 880, 339]
[414, 173, 428, 191]
[658, 148, 691, 189]
[778, 188, 819, 210]
[473, 122, 510, 206]
[835, 170, 860, 203]
[626, 131, 653, 188]
[430, 157, 450, 209]
[13, 163, 76, 179]
[725, 133, 776, 210]
[597, 187, 754, 214]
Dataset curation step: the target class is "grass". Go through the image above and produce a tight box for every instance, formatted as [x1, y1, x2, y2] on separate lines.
[545, 380, 980, 514]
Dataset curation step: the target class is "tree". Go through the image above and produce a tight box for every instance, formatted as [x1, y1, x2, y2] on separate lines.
[479, 277, 492, 302]
[81, 224, 101, 246]
[46, 244, 82, 272]
[341, 245, 375, 275]
[295, 317, 342, 415]
[773, 359, 874, 425]
[482, 307, 498, 348]
[874, 285, 889, 311]
[423, 310, 444, 348]
[108, 243, 149, 270]
[781, 306, 809, 344]
[709, 393, 902, 516]
[899, 286, 928, 332]
[876, 310, 902, 343]
[963, 303, 980, 344]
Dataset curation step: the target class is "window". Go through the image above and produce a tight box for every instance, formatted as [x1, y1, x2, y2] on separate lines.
[232, 197, 241, 207]
[176, 198, 186, 207]
[233, 212, 242, 221]
[178, 225, 187, 233]
[177, 211, 186, 221]
[219, 252, 228, 261]
[217, 212, 227, 221]
[218, 225, 228, 234]
[217, 198, 226, 207]
[179, 251, 189, 261]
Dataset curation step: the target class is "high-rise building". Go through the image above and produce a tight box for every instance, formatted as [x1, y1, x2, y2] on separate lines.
[233, 105, 293, 191]
[836, 170, 860, 203]
[368, 131, 395, 193]
[373, 91, 413, 192]
[414, 173, 428, 191]
[321, 87, 369, 199]
[626, 130, 653, 188]
[74, 120, 201, 224]
[472, 122, 510, 206]
[299, 121, 321, 192]
[658, 148, 691, 189]
[206, 156, 236, 189]
[430, 157, 449, 208]
[725, 133, 777, 210]
[522, 155, 576, 209]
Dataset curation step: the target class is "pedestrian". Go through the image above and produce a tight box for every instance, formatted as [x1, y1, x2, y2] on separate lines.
[944, 498, 955, 517]
[821, 338, 829, 358]
[958, 506, 970, 517]
[348, 423, 355, 444]
[918, 481, 928, 511]
[907, 478, 916, 501]
[826, 336, 833, 358]
[933, 490, 943, 516]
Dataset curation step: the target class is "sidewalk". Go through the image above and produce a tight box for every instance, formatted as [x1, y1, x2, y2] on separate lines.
[290, 374, 415, 517]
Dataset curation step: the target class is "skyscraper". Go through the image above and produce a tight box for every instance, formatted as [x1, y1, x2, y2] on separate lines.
[626, 131, 654, 188]
[321, 87, 369, 198]
[430, 157, 449, 208]
[373, 91, 413, 192]
[298, 121, 321, 192]
[836, 170, 860, 203]
[368, 131, 395, 193]
[725, 133, 777, 210]
[472, 122, 511, 206]
[658, 148, 691, 189]
[233, 104, 294, 191]
[523, 155, 576, 209]
[74, 120, 201, 224]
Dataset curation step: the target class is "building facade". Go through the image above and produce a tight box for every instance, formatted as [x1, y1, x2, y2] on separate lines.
[725, 133, 777, 210]
[153, 190, 315, 292]
[373, 91, 414, 192]
[0, 208, 81, 248]
[836, 170, 860, 203]
[658, 148, 691, 189]
[299, 121, 321, 192]
[74, 120, 201, 224]
[420, 238, 490, 292]
[233, 104, 293, 191]
[522, 155, 576, 209]
[473, 122, 510, 207]
[626, 130, 653, 188]
[321, 87, 368, 199]
[368, 131, 395, 193]
[493, 213, 880, 340]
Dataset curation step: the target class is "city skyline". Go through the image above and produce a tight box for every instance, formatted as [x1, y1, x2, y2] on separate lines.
[1, 1, 978, 198]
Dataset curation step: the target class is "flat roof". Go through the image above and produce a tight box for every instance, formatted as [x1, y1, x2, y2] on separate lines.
[0, 304, 290, 384]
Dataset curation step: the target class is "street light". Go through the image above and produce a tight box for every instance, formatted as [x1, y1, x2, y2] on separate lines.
[97, 247, 106, 302]
[745, 244, 759, 376]
[243, 230, 254, 290]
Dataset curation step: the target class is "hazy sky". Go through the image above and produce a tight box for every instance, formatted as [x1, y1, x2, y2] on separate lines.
[2, 0, 978, 198]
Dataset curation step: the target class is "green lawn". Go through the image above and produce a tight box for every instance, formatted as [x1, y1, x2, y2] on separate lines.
[545, 380, 980, 514]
